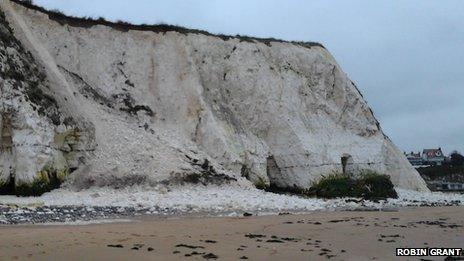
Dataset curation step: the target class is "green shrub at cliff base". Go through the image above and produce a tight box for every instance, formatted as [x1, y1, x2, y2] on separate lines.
[308, 171, 398, 200]
[355, 170, 398, 199]
[306, 172, 357, 198]
[254, 176, 269, 190]
[15, 167, 68, 197]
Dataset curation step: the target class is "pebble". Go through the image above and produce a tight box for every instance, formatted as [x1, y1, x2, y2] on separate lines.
[0, 204, 172, 225]
[0, 198, 461, 225]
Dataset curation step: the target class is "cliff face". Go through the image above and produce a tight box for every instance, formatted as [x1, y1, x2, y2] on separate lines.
[0, 0, 428, 195]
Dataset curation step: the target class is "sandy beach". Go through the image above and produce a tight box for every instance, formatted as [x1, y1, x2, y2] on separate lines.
[0, 206, 463, 261]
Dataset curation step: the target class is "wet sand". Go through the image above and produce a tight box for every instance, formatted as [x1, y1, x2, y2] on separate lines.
[0, 206, 463, 261]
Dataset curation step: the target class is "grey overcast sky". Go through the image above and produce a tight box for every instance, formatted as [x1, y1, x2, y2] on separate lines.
[34, 0, 464, 154]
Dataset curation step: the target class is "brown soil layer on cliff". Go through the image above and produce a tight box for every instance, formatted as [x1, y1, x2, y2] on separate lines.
[0, 206, 463, 260]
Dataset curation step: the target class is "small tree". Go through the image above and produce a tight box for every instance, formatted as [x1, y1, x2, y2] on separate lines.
[450, 151, 464, 166]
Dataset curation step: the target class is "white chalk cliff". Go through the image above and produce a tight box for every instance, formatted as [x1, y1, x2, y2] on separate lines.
[0, 0, 428, 195]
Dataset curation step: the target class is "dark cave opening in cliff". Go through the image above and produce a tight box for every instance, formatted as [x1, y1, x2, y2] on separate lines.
[266, 155, 280, 188]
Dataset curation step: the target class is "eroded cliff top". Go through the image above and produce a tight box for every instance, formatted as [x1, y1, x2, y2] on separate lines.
[10, 0, 325, 50]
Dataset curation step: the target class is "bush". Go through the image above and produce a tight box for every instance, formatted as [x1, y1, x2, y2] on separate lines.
[254, 177, 269, 190]
[307, 172, 357, 198]
[355, 171, 398, 199]
[307, 171, 397, 200]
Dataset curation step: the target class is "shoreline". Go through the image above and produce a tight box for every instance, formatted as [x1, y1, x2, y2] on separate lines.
[0, 205, 450, 228]
[0, 206, 462, 260]
[1, 206, 400, 227]
[0, 202, 459, 226]
[1, 185, 463, 225]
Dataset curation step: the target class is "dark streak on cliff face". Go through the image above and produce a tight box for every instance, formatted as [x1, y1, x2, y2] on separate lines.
[10, 0, 325, 50]
[0, 7, 62, 125]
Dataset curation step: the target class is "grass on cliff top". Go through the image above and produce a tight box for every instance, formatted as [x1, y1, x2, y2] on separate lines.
[307, 171, 398, 200]
[10, 0, 324, 49]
